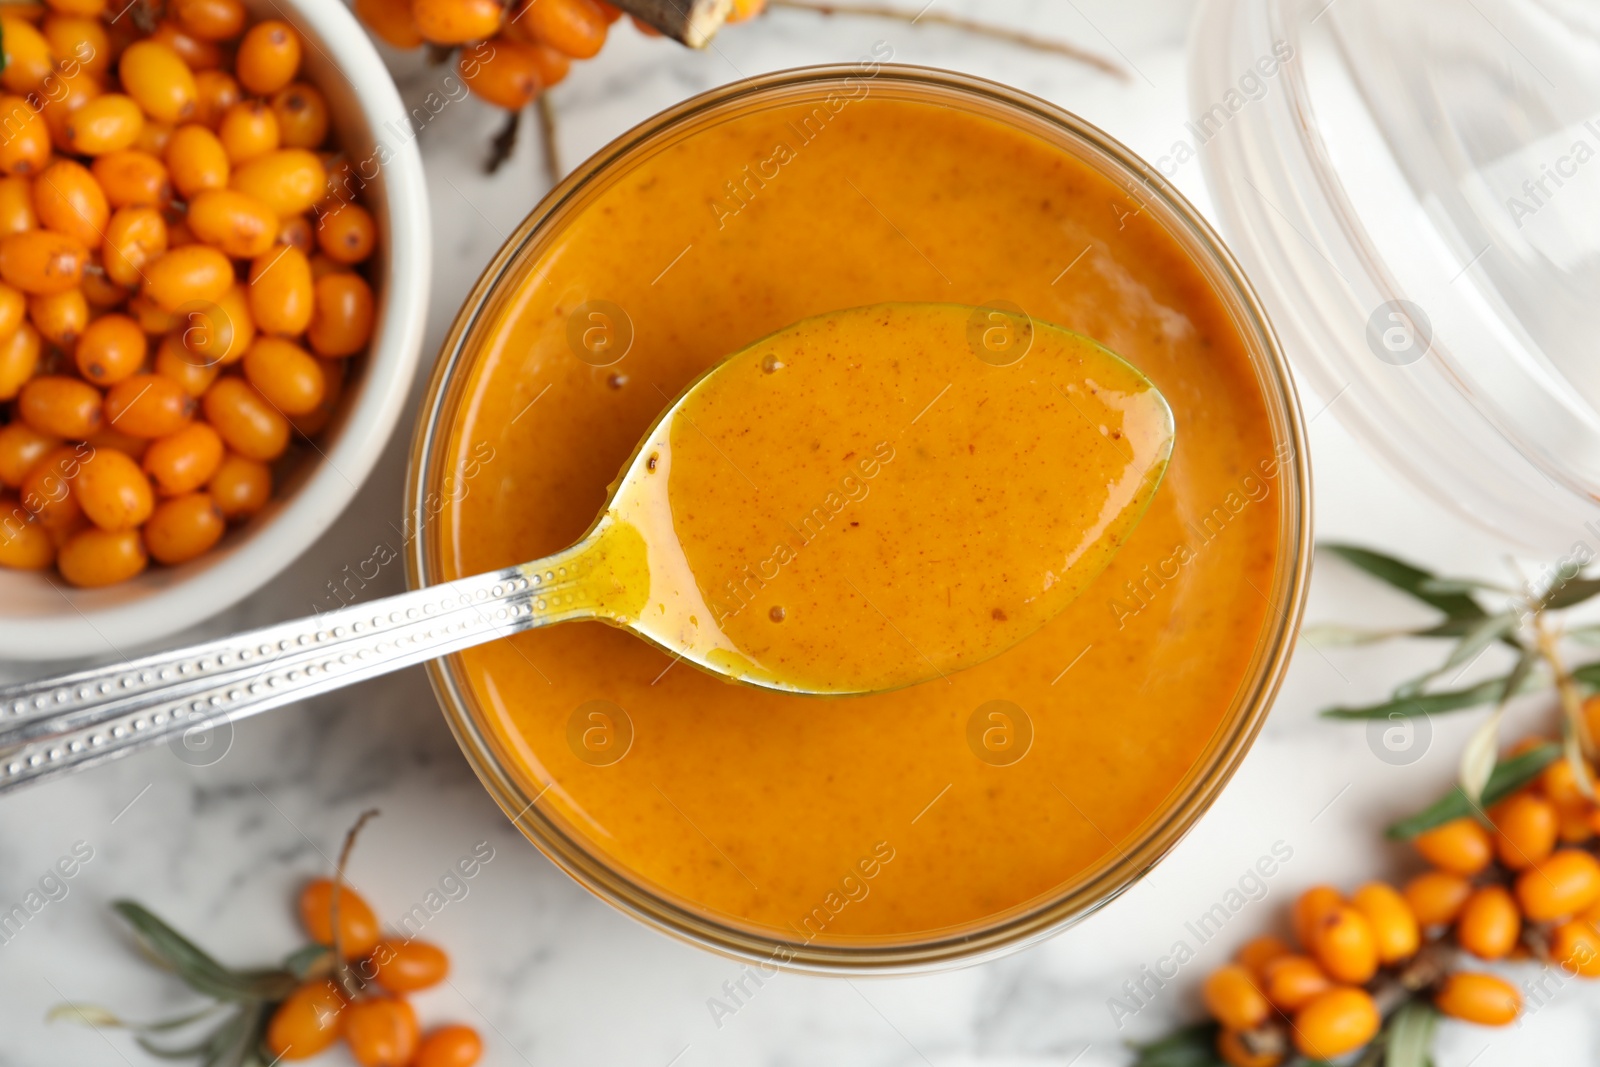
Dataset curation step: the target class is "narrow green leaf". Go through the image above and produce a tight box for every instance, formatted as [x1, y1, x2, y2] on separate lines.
[1573, 661, 1600, 688]
[1322, 544, 1488, 619]
[1385, 1000, 1438, 1067]
[113, 901, 296, 1003]
[1442, 614, 1519, 670]
[1388, 742, 1560, 839]
[200, 1008, 253, 1067]
[1543, 575, 1600, 611]
[1129, 1021, 1225, 1067]
[1420, 576, 1516, 596]
[1459, 706, 1507, 807]
[1323, 674, 1527, 719]
[1299, 623, 1409, 647]
[1564, 624, 1600, 646]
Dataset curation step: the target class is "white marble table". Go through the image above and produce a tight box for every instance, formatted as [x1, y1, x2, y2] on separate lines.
[2, 1, 1593, 1063]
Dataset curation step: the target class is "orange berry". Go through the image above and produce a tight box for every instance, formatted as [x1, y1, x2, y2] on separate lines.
[57, 525, 146, 585]
[1260, 954, 1331, 1013]
[1540, 756, 1589, 806]
[1456, 884, 1520, 960]
[1491, 792, 1558, 870]
[142, 244, 233, 311]
[75, 446, 153, 531]
[230, 148, 326, 217]
[102, 205, 170, 290]
[1291, 885, 1343, 948]
[297, 878, 381, 959]
[1215, 1030, 1282, 1067]
[243, 336, 324, 414]
[0, 176, 37, 235]
[119, 40, 199, 125]
[0, 317, 41, 398]
[150, 20, 225, 71]
[1348, 882, 1418, 964]
[187, 188, 278, 258]
[142, 490, 224, 563]
[0, 503, 55, 570]
[217, 99, 279, 165]
[1234, 934, 1292, 977]
[355, 0, 425, 49]
[315, 200, 376, 265]
[172, 0, 247, 41]
[1307, 905, 1378, 985]
[73, 309, 147, 385]
[165, 123, 230, 197]
[1293, 987, 1379, 1060]
[1434, 972, 1521, 1026]
[92, 150, 173, 209]
[17, 444, 85, 530]
[265, 979, 346, 1060]
[42, 13, 111, 77]
[1413, 816, 1493, 875]
[142, 421, 223, 495]
[247, 243, 313, 335]
[1549, 919, 1600, 977]
[0, 229, 88, 294]
[1202, 964, 1270, 1031]
[343, 996, 419, 1067]
[236, 20, 301, 96]
[202, 376, 287, 460]
[206, 450, 269, 519]
[458, 38, 543, 111]
[517, 0, 608, 58]
[271, 83, 328, 150]
[0, 422, 58, 487]
[19, 374, 101, 437]
[34, 159, 108, 249]
[1517, 848, 1600, 921]
[368, 939, 450, 993]
[28, 287, 89, 346]
[413, 0, 504, 45]
[0, 93, 52, 175]
[65, 93, 146, 155]
[105, 373, 196, 438]
[307, 271, 374, 357]
[154, 329, 221, 396]
[1, 16, 54, 94]
[413, 1026, 484, 1067]
[191, 69, 242, 128]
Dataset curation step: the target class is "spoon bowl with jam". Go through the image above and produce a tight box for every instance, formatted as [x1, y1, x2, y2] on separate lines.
[0, 303, 1173, 789]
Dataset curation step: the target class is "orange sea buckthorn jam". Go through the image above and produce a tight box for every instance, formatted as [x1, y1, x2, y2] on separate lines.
[431, 87, 1288, 943]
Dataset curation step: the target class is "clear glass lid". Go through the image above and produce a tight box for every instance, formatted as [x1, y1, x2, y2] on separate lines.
[1192, 0, 1600, 551]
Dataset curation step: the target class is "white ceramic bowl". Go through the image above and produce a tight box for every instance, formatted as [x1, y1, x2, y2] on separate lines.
[0, 0, 430, 661]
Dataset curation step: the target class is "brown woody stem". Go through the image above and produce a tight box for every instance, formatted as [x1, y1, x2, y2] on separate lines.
[536, 95, 562, 187]
[330, 808, 380, 999]
[608, 0, 735, 47]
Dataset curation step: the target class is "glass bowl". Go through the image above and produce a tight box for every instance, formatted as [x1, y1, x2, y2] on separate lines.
[407, 65, 1311, 972]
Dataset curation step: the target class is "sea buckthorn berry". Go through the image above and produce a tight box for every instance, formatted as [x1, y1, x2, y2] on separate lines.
[343, 996, 419, 1067]
[203, 377, 289, 460]
[129, 292, 184, 333]
[458, 39, 543, 111]
[0, 423, 58, 487]
[106, 373, 196, 438]
[1292, 885, 1342, 948]
[1540, 755, 1589, 807]
[265, 979, 346, 1061]
[44, 0, 110, 14]
[289, 358, 342, 437]
[527, 41, 572, 88]
[0, 318, 41, 398]
[1306, 904, 1378, 985]
[191, 69, 241, 128]
[1202, 964, 1270, 1031]
[187, 188, 278, 258]
[165, 123, 230, 197]
[355, 0, 424, 49]
[143, 420, 222, 495]
[1413, 816, 1493, 875]
[1234, 934, 1292, 977]
[1349, 882, 1418, 964]
[307, 272, 374, 357]
[19, 444, 85, 530]
[155, 330, 220, 395]
[277, 214, 313, 253]
[207, 450, 269, 518]
[1558, 802, 1595, 844]
[76, 313, 148, 383]
[119, 40, 199, 125]
[20, 374, 101, 437]
[368, 939, 450, 993]
[172, 0, 247, 42]
[0, 504, 55, 570]
[92, 150, 172, 209]
[1517, 848, 1600, 921]
[217, 100, 279, 165]
[518, 0, 608, 58]
[88, 427, 151, 461]
[231, 148, 326, 217]
[143, 245, 232, 311]
[1456, 884, 1520, 960]
[1261, 954, 1331, 1013]
[412, 1026, 483, 1067]
[298, 877, 380, 959]
[1583, 694, 1600, 750]
[142, 490, 224, 563]
[1491, 792, 1558, 870]
[0, 94, 51, 175]
[271, 83, 328, 150]
[57, 525, 146, 586]
[728, 0, 766, 21]
[28, 287, 89, 346]
[0, 177, 37, 235]
[316, 201, 375, 264]
[82, 260, 131, 307]
[0, 16, 53, 94]
[1292, 987, 1379, 1060]
[39, 66, 104, 153]
[0, 228, 88, 295]
[34, 160, 109, 249]
[134, 120, 174, 157]
[179, 282, 254, 366]
[42, 14, 112, 78]
[75, 447, 153, 530]
[103, 206, 169, 289]
[1434, 972, 1521, 1026]
[0, 280, 23, 335]
[243, 336, 324, 414]
[151, 20, 224, 71]
[236, 20, 301, 96]
[65, 93, 146, 155]
[413, 0, 505, 45]
[1215, 1030, 1281, 1067]
[1549, 919, 1600, 977]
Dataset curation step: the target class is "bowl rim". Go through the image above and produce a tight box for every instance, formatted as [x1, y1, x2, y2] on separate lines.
[407, 62, 1313, 974]
[0, 0, 431, 662]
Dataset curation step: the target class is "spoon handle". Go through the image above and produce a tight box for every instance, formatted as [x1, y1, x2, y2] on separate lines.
[0, 545, 600, 795]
